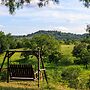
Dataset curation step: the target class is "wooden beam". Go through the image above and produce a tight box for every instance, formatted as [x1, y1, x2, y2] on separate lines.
[0, 52, 8, 72]
[7, 52, 9, 83]
[38, 49, 40, 87]
[40, 51, 48, 84]
[7, 50, 38, 52]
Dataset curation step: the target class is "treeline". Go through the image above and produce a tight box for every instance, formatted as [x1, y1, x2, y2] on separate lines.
[0, 30, 89, 52]
[13, 30, 89, 44]
[24, 30, 87, 40]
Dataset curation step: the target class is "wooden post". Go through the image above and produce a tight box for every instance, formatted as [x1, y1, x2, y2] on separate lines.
[0, 52, 7, 71]
[7, 51, 9, 83]
[38, 48, 40, 87]
[40, 53, 48, 84]
[40, 47, 48, 84]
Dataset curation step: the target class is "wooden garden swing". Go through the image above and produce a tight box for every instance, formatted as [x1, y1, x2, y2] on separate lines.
[0, 49, 48, 87]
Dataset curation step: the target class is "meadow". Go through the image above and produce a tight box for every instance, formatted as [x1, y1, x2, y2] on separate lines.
[0, 45, 90, 90]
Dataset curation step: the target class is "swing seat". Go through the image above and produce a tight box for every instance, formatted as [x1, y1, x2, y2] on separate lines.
[9, 64, 37, 80]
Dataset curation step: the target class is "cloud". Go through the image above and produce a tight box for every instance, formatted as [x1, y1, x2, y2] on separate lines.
[12, 5, 90, 25]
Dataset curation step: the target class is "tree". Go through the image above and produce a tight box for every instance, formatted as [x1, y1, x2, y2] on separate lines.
[72, 43, 90, 68]
[72, 43, 87, 58]
[49, 51, 62, 64]
[6, 33, 17, 49]
[0, 0, 90, 14]
[22, 34, 61, 62]
[80, 49, 90, 69]
[0, 31, 9, 52]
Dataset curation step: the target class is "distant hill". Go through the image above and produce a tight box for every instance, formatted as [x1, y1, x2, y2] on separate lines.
[26, 30, 87, 40]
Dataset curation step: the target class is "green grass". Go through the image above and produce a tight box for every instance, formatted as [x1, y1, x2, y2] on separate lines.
[61, 45, 74, 56]
[61, 45, 75, 62]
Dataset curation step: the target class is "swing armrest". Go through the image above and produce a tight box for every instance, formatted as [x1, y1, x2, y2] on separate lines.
[40, 69, 45, 71]
[34, 71, 38, 74]
[34, 71, 38, 79]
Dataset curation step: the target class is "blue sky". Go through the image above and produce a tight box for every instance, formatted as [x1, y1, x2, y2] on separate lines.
[0, 0, 90, 35]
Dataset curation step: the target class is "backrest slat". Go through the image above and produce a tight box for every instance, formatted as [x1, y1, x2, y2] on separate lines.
[9, 64, 34, 79]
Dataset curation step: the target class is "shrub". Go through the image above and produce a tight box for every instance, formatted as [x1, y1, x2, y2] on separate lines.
[61, 66, 82, 89]
[60, 56, 73, 66]
[74, 58, 82, 65]
[0, 69, 7, 81]
[77, 71, 90, 89]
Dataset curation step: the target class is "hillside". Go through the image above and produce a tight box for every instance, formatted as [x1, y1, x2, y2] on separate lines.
[15, 30, 87, 40]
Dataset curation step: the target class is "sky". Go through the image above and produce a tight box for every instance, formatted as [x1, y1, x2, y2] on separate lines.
[0, 0, 90, 35]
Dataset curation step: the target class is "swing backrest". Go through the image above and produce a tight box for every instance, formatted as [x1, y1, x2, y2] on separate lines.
[9, 64, 34, 80]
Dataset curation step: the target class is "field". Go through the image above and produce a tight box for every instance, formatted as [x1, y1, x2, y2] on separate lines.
[0, 45, 90, 90]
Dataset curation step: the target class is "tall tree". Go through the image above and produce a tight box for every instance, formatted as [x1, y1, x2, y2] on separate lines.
[22, 34, 61, 62]
[72, 43, 90, 68]
[0, 31, 9, 52]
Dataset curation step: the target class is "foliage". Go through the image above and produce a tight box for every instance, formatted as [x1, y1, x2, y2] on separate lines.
[22, 34, 61, 63]
[77, 70, 90, 89]
[80, 49, 90, 68]
[16, 39, 24, 48]
[0, 69, 7, 81]
[74, 58, 82, 65]
[48, 51, 62, 64]
[72, 43, 90, 68]
[1, 0, 59, 14]
[27, 30, 85, 41]
[0, 31, 9, 53]
[1, 0, 90, 14]
[6, 33, 17, 49]
[60, 56, 73, 66]
[87, 44, 90, 50]
[0, 31, 18, 53]
[80, 0, 90, 7]
[72, 43, 87, 58]
[61, 66, 82, 88]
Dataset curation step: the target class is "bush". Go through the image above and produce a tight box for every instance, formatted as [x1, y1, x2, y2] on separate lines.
[74, 58, 82, 65]
[60, 56, 73, 66]
[61, 66, 82, 89]
[0, 69, 7, 81]
[77, 71, 90, 89]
